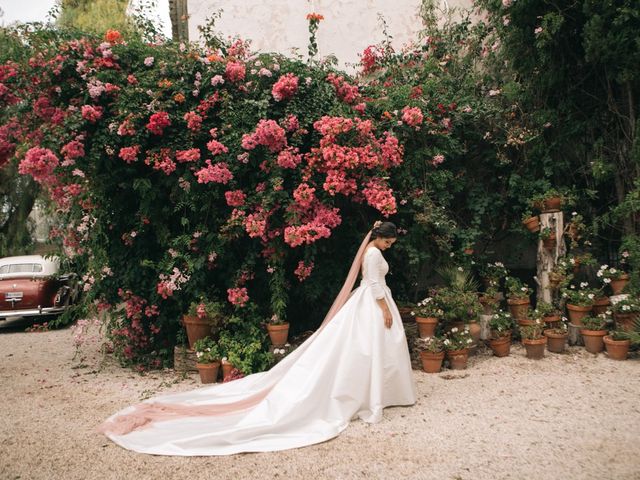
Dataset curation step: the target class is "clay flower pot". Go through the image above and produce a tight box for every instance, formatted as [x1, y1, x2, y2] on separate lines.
[603, 335, 631, 361]
[415, 316, 438, 338]
[507, 298, 530, 320]
[542, 234, 557, 251]
[522, 337, 547, 359]
[522, 216, 540, 233]
[544, 329, 568, 353]
[610, 274, 630, 295]
[196, 361, 220, 384]
[182, 314, 214, 349]
[420, 351, 445, 373]
[613, 312, 638, 332]
[221, 359, 235, 381]
[580, 329, 607, 353]
[592, 296, 610, 315]
[566, 304, 592, 327]
[542, 196, 562, 212]
[543, 314, 562, 329]
[489, 336, 511, 357]
[446, 348, 469, 370]
[266, 323, 290, 346]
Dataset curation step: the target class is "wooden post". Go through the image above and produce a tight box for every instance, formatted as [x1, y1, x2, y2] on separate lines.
[535, 212, 567, 304]
[480, 314, 492, 340]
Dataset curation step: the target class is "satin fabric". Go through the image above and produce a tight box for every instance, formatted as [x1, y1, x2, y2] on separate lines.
[102, 246, 416, 456]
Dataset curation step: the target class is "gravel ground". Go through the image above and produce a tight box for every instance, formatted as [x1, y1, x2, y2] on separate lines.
[1, 320, 639, 480]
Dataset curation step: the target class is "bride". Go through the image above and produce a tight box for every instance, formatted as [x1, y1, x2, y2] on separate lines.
[100, 221, 417, 455]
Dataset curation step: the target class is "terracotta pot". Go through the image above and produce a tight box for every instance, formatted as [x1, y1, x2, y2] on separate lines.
[517, 318, 536, 328]
[479, 295, 500, 315]
[544, 329, 568, 353]
[592, 297, 610, 315]
[603, 335, 631, 361]
[580, 329, 607, 353]
[542, 234, 557, 251]
[507, 298, 530, 320]
[468, 321, 482, 349]
[415, 316, 438, 338]
[489, 336, 511, 357]
[566, 304, 592, 327]
[464, 248, 475, 255]
[522, 216, 541, 233]
[267, 323, 290, 346]
[221, 359, 234, 381]
[542, 196, 562, 212]
[419, 351, 445, 373]
[182, 314, 214, 349]
[613, 312, 638, 332]
[610, 275, 630, 295]
[446, 348, 469, 370]
[522, 337, 547, 359]
[196, 361, 220, 384]
[543, 314, 561, 326]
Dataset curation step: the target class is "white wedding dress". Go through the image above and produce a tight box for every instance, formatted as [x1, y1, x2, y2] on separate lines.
[102, 245, 416, 455]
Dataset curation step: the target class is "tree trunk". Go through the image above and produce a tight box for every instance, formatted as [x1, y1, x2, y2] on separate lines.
[535, 212, 566, 305]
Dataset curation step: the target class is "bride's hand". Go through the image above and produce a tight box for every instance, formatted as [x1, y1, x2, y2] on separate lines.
[383, 308, 392, 329]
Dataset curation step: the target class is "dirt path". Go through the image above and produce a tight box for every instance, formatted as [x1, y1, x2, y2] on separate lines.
[1, 322, 639, 480]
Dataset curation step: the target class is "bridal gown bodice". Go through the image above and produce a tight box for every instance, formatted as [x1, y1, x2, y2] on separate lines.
[102, 246, 417, 456]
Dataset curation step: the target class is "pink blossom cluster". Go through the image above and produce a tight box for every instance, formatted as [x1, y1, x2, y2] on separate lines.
[294, 260, 314, 282]
[18, 147, 59, 184]
[184, 111, 203, 132]
[225, 189, 246, 207]
[81, 105, 103, 123]
[362, 179, 397, 217]
[293, 183, 316, 209]
[206, 139, 229, 156]
[225, 61, 246, 83]
[323, 169, 357, 196]
[432, 154, 445, 166]
[146, 111, 171, 135]
[195, 160, 233, 184]
[326, 73, 360, 104]
[244, 209, 268, 239]
[227, 287, 249, 307]
[241, 119, 287, 153]
[276, 147, 302, 169]
[156, 267, 190, 299]
[281, 114, 299, 132]
[119, 145, 141, 163]
[117, 117, 136, 136]
[60, 139, 85, 162]
[284, 222, 332, 247]
[271, 73, 299, 101]
[175, 148, 201, 163]
[401, 106, 424, 127]
[145, 149, 176, 175]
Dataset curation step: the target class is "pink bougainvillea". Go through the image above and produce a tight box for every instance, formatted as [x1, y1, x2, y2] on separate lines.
[224, 189, 246, 207]
[227, 287, 249, 307]
[183, 111, 203, 132]
[401, 106, 424, 127]
[119, 145, 141, 163]
[195, 160, 233, 184]
[241, 119, 287, 153]
[60, 139, 85, 162]
[18, 147, 59, 183]
[175, 148, 201, 163]
[225, 61, 246, 83]
[294, 260, 314, 282]
[326, 73, 359, 104]
[276, 147, 302, 169]
[362, 179, 397, 217]
[146, 111, 171, 135]
[81, 105, 103, 123]
[271, 73, 299, 101]
[206, 139, 229, 156]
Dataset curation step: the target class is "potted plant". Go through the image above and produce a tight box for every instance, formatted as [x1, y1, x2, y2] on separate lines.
[505, 276, 532, 320]
[580, 315, 610, 354]
[477, 261, 508, 290]
[411, 296, 443, 338]
[478, 285, 501, 315]
[539, 226, 557, 251]
[266, 313, 290, 346]
[597, 264, 630, 295]
[603, 330, 632, 361]
[182, 298, 225, 349]
[536, 301, 562, 327]
[520, 320, 547, 359]
[592, 272, 611, 315]
[521, 210, 540, 233]
[193, 336, 221, 384]
[414, 336, 446, 373]
[561, 283, 595, 326]
[541, 188, 564, 212]
[610, 296, 640, 332]
[488, 310, 514, 357]
[544, 318, 569, 353]
[443, 326, 473, 369]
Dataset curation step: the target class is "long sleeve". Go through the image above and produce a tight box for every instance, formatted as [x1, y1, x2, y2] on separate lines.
[362, 248, 386, 299]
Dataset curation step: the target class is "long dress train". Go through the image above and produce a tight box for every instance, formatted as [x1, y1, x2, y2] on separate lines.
[100, 245, 416, 456]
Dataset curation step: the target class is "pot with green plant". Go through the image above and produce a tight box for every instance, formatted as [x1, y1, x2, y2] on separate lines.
[520, 320, 547, 359]
[479, 286, 501, 315]
[561, 284, 595, 327]
[603, 331, 632, 361]
[580, 315, 610, 353]
[536, 301, 562, 327]
[218, 314, 274, 381]
[540, 227, 557, 251]
[488, 310, 514, 357]
[411, 296, 443, 338]
[544, 319, 569, 353]
[505, 277, 531, 320]
[597, 265, 630, 295]
[193, 337, 221, 384]
[266, 314, 290, 346]
[611, 296, 640, 332]
[521, 210, 540, 233]
[478, 261, 508, 290]
[541, 188, 563, 212]
[182, 299, 225, 349]
[443, 326, 473, 369]
[414, 336, 446, 373]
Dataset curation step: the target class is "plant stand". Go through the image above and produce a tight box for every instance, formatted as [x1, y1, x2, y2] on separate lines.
[173, 345, 198, 373]
[535, 212, 567, 304]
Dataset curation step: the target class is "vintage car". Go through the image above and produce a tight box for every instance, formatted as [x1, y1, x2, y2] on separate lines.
[0, 255, 80, 320]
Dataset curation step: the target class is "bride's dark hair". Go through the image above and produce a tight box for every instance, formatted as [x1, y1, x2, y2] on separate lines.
[371, 221, 397, 239]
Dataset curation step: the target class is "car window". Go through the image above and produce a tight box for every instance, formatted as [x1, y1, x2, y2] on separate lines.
[2, 263, 44, 273]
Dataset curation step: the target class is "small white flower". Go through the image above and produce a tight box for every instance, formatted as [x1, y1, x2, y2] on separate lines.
[604, 278, 611, 284]
[451, 327, 458, 333]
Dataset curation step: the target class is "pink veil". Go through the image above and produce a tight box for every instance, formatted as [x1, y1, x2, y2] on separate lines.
[100, 230, 373, 437]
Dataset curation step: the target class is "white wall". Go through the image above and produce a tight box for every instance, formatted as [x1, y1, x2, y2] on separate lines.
[188, 0, 472, 71]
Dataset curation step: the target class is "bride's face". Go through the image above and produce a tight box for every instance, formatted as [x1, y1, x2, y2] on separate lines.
[374, 237, 396, 251]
